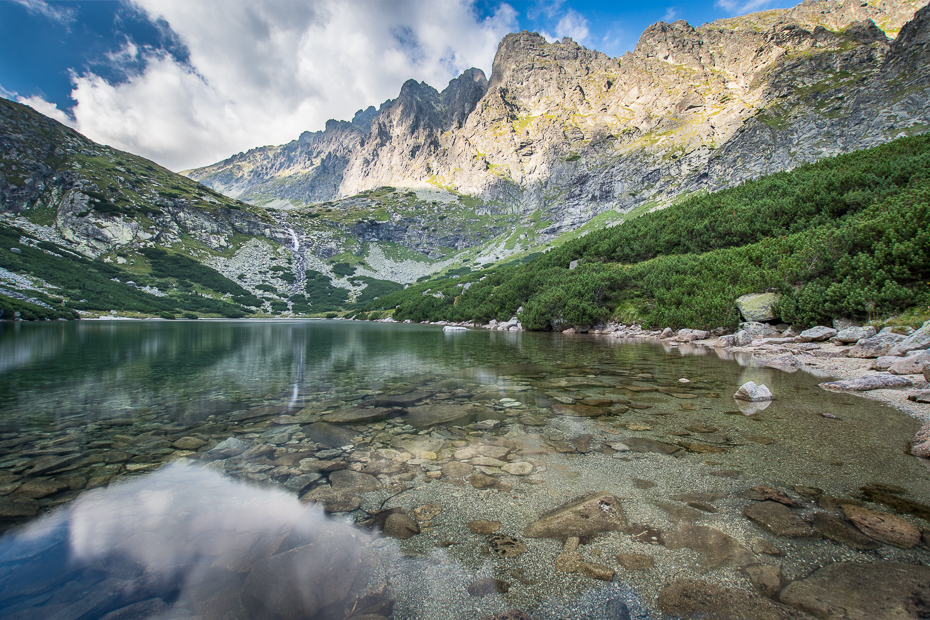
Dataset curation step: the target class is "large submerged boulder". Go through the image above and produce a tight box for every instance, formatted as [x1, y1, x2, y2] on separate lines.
[779, 562, 930, 619]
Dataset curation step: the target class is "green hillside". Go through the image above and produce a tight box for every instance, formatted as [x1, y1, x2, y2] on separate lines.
[362, 134, 930, 330]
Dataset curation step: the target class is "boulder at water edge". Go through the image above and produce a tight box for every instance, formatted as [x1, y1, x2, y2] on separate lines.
[889, 319, 930, 356]
[735, 293, 779, 322]
[888, 351, 930, 375]
[795, 326, 837, 342]
[834, 325, 876, 343]
[819, 374, 913, 391]
[734, 382, 773, 402]
[847, 333, 905, 358]
[912, 422, 930, 458]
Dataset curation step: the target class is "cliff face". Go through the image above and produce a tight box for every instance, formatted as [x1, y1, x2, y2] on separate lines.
[0, 99, 273, 258]
[186, 0, 930, 237]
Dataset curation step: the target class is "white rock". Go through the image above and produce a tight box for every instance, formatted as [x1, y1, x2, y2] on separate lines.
[734, 381, 773, 402]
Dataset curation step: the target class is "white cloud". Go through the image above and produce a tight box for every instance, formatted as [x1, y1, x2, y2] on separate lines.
[662, 7, 678, 22]
[16, 95, 76, 127]
[554, 9, 590, 43]
[528, 0, 566, 21]
[12, 0, 76, 25]
[52, 0, 518, 171]
[714, 0, 777, 14]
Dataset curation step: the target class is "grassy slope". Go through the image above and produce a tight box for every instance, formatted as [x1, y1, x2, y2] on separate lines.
[363, 134, 930, 330]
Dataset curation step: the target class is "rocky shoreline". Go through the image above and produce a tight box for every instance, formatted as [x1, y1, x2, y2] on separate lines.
[425, 316, 930, 448]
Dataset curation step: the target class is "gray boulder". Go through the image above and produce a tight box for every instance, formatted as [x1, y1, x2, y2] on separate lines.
[795, 326, 837, 342]
[846, 333, 905, 358]
[820, 373, 913, 391]
[889, 320, 930, 356]
[733, 330, 753, 346]
[676, 328, 710, 342]
[871, 356, 899, 371]
[734, 381, 773, 401]
[740, 322, 780, 339]
[715, 334, 735, 348]
[735, 293, 779, 322]
[833, 325, 876, 343]
[888, 350, 930, 375]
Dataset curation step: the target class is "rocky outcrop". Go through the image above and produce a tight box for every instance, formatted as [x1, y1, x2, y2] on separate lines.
[186, 0, 930, 240]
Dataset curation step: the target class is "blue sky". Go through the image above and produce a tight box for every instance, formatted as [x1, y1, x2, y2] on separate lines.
[0, 0, 794, 170]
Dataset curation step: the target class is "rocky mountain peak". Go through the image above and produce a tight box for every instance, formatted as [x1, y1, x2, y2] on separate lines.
[441, 68, 488, 130]
[351, 106, 378, 128]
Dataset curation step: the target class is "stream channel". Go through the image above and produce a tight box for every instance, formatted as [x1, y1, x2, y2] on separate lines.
[0, 319, 927, 620]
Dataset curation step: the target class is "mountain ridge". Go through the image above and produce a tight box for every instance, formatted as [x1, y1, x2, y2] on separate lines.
[186, 0, 930, 241]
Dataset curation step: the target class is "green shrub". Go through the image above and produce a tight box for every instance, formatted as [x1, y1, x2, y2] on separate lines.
[332, 262, 356, 277]
[305, 270, 349, 311]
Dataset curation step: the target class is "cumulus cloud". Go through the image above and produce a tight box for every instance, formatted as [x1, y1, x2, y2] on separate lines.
[39, 0, 518, 171]
[554, 9, 590, 43]
[715, 0, 778, 14]
[16, 95, 76, 126]
[12, 0, 76, 25]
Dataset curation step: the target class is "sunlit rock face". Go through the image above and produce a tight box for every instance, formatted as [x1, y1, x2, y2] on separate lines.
[187, 0, 930, 237]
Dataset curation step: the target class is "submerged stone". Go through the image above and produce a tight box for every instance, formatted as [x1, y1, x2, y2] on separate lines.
[383, 512, 420, 539]
[467, 520, 501, 534]
[616, 553, 654, 570]
[525, 492, 627, 540]
[241, 523, 366, 619]
[623, 438, 680, 455]
[405, 403, 482, 429]
[810, 512, 879, 550]
[551, 403, 606, 417]
[488, 533, 527, 558]
[780, 562, 930, 620]
[322, 407, 394, 424]
[842, 504, 921, 548]
[744, 502, 816, 538]
[658, 578, 811, 620]
[663, 525, 754, 568]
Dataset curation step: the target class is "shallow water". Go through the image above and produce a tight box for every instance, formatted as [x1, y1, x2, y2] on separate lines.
[0, 320, 927, 619]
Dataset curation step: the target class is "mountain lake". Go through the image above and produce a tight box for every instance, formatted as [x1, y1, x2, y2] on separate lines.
[0, 319, 927, 619]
